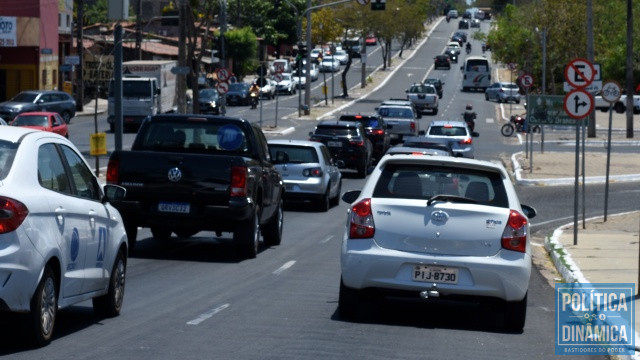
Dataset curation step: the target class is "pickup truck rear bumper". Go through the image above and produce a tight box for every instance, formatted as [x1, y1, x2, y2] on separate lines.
[113, 199, 255, 233]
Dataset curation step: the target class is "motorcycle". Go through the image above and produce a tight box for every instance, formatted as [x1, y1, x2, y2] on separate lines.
[481, 43, 486, 53]
[501, 114, 541, 137]
[466, 46, 471, 55]
[462, 112, 476, 132]
[446, 15, 450, 23]
[250, 92, 259, 109]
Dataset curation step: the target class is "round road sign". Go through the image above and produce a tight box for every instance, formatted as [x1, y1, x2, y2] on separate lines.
[216, 81, 229, 94]
[564, 58, 595, 89]
[216, 68, 230, 82]
[601, 81, 622, 103]
[563, 88, 594, 120]
[520, 74, 534, 88]
[273, 73, 283, 82]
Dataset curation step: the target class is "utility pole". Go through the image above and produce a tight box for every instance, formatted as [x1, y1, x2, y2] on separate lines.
[586, 0, 595, 137]
[625, 0, 634, 138]
[136, 0, 142, 60]
[304, 0, 311, 115]
[220, 0, 228, 116]
[177, 0, 187, 113]
[76, 0, 84, 112]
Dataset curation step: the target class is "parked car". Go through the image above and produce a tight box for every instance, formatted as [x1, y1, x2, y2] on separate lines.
[10, 111, 69, 138]
[268, 139, 342, 211]
[485, 82, 522, 104]
[458, 19, 470, 29]
[339, 153, 537, 331]
[275, 73, 298, 95]
[226, 82, 252, 105]
[434, 55, 451, 70]
[0, 90, 76, 123]
[425, 120, 478, 158]
[319, 57, 341, 72]
[338, 113, 391, 163]
[198, 88, 221, 114]
[0, 126, 128, 346]
[308, 120, 373, 178]
[424, 78, 445, 99]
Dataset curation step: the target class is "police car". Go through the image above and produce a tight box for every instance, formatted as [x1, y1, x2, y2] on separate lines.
[0, 127, 128, 346]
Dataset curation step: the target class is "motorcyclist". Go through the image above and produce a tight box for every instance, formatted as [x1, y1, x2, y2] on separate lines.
[465, 42, 472, 54]
[463, 104, 476, 131]
[249, 81, 260, 108]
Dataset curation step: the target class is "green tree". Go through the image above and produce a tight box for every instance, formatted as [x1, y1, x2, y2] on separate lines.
[225, 27, 259, 78]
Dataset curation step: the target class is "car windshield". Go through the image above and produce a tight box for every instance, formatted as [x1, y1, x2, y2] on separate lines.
[428, 126, 468, 136]
[269, 145, 319, 164]
[0, 140, 18, 180]
[12, 115, 48, 127]
[372, 163, 508, 206]
[409, 85, 435, 94]
[503, 83, 519, 89]
[10, 93, 38, 103]
[339, 116, 380, 128]
[378, 107, 414, 118]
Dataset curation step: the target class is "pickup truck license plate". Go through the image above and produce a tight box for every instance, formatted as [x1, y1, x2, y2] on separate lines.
[327, 141, 342, 147]
[158, 202, 191, 214]
[412, 265, 458, 284]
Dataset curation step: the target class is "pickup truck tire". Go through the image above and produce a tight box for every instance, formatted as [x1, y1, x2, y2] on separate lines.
[235, 206, 260, 259]
[263, 200, 283, 246]
[93, 250, 126, 318]
[125, 223, 138, 252]
[614, 102, 625, 113]
[432, 108, 438, 115]
[338, 278, 361, 320]
[151, 226, 172, 242]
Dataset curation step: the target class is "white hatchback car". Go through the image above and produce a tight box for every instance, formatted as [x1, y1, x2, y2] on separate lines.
[0, 127, 128, 346]
[339, 154, 537, 330]
[425, 120, 477, 158]
[268, 139, 342, 212]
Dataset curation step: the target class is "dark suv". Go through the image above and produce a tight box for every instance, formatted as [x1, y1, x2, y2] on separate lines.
[339, 113, 390, 163]
[309, 120, 372, 178]
[0, 90, 76, 123]
[424, 78, 444, 99]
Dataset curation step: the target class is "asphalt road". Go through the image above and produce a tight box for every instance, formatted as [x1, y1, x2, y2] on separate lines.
[3, 18, 633, 359]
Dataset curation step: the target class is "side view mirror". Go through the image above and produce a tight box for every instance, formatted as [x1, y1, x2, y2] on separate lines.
[103, 184, 127, 203]
[521, 204, 537, 219]
[341, 190, 361, 204]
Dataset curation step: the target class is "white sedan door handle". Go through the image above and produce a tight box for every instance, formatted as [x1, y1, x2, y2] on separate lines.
[88, 210, 97, 229]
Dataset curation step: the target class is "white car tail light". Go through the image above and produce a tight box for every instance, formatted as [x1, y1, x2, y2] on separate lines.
[501, 210, 528, 252]
[349, 198, 375, 239]
[0, 197, 29, 234]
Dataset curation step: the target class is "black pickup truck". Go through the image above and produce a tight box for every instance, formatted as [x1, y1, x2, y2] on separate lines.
[106, 114, 284, 258]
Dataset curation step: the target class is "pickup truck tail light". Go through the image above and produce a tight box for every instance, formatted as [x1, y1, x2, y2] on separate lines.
[0, 197, 29, 234]
[303, 167, 323, 177]
[368, 129, 384, 135]
[501, 210, 528, 253]
[349, 198, 375, 239]
[410, 121, 416, 133]
[106, 158, 119, 184]
[230, 166, 248, 197]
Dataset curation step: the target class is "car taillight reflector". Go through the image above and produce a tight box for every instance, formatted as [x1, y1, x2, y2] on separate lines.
[349, 198, 375, 239]
[501, 210, 528, 253]
[303, 167, 323, 177]
[459, 137, 472, 145]
[106, 158, 119, 184]
[350, 140, 364, 146]
[230, 166, 248, 197]
[0, 197, 29, 234]
[371, 129, 384, 135]
[410, 122, 416, 133]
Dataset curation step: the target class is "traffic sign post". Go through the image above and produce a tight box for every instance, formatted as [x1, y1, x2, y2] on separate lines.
[520, 74, 534, 89]
[216, 81, 229, 95]
[216, 68, 230, 82]
[563, 89, 594, 120]
[601, 81, 622, 222]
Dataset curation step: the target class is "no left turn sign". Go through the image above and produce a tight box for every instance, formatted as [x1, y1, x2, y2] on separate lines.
[564, 58, 595, 89]
[563, 89, 594, 120]
[216, 68, 230, 82]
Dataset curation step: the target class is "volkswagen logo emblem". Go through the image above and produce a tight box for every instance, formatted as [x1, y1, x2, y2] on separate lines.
[431, 211, 449, 224]
[167, 167, 182, 182]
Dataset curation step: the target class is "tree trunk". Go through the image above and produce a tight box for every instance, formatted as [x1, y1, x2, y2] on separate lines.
[341, 54, 352, 97]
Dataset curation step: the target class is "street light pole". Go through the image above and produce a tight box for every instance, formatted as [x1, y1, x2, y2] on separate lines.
[220, 0, 228, 116]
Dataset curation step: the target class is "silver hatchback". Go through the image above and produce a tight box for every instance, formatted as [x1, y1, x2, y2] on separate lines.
[485, 82, 521, 104]
[268, 139, 342, 212]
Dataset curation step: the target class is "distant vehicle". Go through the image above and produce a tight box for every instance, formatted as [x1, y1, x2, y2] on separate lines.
[275, 73, 298, 95]
[471, 18, 481, 28]
[485, 82, 521, 104]
[11, 111, 69, 138]
[342, 37, 363, 58]
[338, 153, 537, 332]
[270, 59, 292, 74]
[0, 90, 76, 123]
[450, 34, 465, 46]
[332, 49, 349, 65]
[257, 78, 277, 99]
[226, 82, 253, 105]
[447, 9, 459, 18]
[443, 49, 459, 63]
[198, 88, 221, 114]
[405, 83, 439, 115]
[453, 31, 468, 43]
[594, 93, 640, 114]
[0, 126, 128, 346]
[461, 56, 492, 92]
[434, 55, 451, 70]
[458, 19, 470, 29]
[310, 48, 322, 60]
[463, 10, 472, 19]
[338, 113, 391, 163]
[365, 34, 377, 46]
[425, 120, 478, 158]
[308, 120, 373, 178]
[268, 139, 342, 211]
[319, 57, 341, 72]
[424, 78, 445, 98]
[447, 41, 461, 55]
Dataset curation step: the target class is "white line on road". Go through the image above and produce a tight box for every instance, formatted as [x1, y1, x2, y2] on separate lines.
[486, 117, 494, 123]
[320, 235, 334, 244]
[187, 303, 230, 325]
[273, 260, 296, 276]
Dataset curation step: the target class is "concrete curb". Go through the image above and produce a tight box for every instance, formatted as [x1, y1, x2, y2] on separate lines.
[262, 126, 295, 136]
[544, 213, 640, 360]
[510, 151, 640, 186]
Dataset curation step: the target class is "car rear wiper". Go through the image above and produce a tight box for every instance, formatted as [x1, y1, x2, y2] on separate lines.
[427, 194, 478, 206]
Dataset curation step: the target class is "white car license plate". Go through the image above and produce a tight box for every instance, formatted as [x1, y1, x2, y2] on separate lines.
[158, 202, 190, 214]
[327, 141, 342, 147]
[412, 265, 458, 284]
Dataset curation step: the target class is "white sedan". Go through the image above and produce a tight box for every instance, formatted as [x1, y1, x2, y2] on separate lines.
[259, 78, 277, 99]
[339, 154, 537, 331]
[275, 73, 298, 95]
[0, 127, 128, 346]
[319, 57, 341, 72]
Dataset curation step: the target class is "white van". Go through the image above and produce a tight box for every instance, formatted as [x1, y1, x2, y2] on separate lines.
[461, 56, 491, 92]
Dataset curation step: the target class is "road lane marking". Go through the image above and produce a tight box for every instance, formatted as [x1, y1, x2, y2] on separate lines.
[273, 260, 296, 276]
[320, 235, 334, 244]
[486, 117, 494, 123]
[187, 303, 230, 325]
